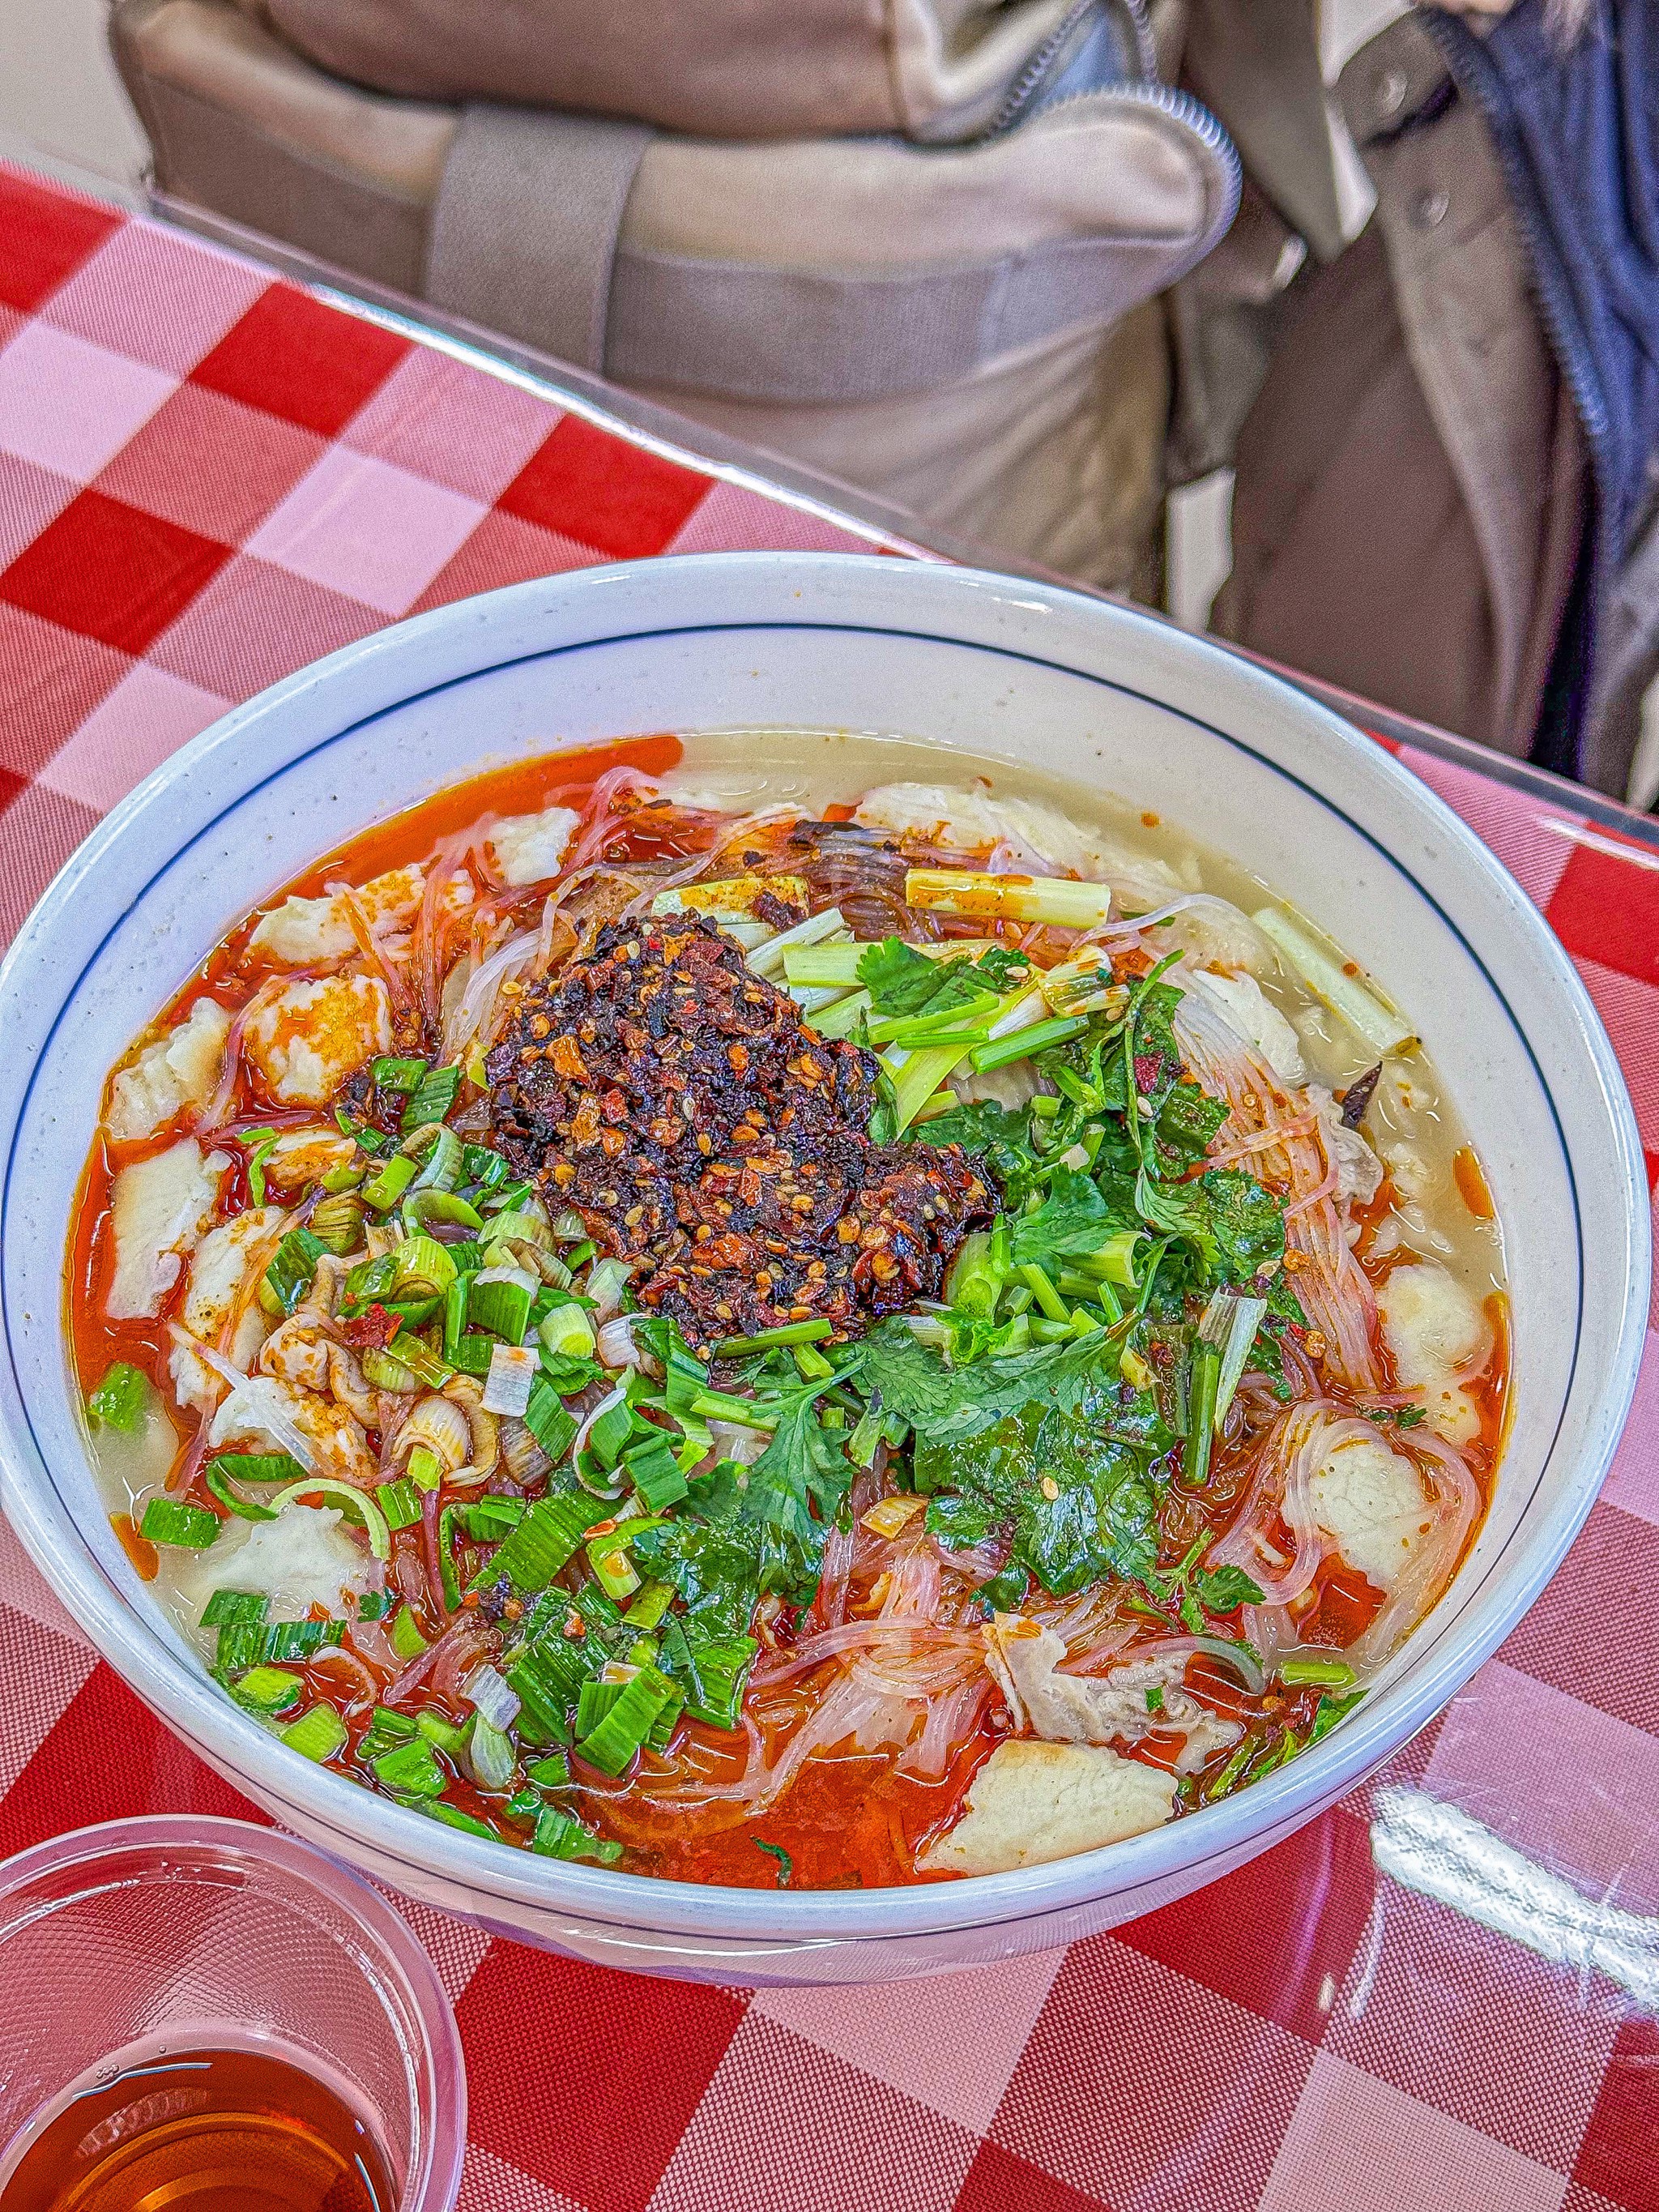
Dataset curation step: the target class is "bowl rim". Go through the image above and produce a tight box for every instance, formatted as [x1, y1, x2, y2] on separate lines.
[0, 549, 1648, 1945]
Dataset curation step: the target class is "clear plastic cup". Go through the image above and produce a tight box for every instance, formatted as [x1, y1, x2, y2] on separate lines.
[0, 1816, 465, 2209]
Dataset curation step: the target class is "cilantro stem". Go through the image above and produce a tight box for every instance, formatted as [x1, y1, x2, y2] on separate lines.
[714, 1320, 834, 1357]
[1018, 1262, 1070, 1323]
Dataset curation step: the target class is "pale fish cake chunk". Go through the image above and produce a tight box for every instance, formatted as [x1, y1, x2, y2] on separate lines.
[244, 975, 392, 1107]
[1311, 1434, 1433, 1594]
[106, 1138, 229, 1321]
[916, 1739, 1176, 1876]
[167, 1203, 286, 1412]
[1378, 1259, 1488, 1445]
[488, 806, 581, 887]
[247, 867, 425, 965]
[105, 998, 231, 1143]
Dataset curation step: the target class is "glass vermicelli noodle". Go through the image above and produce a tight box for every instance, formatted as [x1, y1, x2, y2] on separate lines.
[67, 732, 1508, 1887]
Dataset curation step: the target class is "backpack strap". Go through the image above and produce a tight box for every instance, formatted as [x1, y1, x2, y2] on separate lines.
[427, 104, 653, 370]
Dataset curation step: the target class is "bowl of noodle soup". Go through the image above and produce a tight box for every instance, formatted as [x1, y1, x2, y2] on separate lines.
[0, 553, 1646, 1983]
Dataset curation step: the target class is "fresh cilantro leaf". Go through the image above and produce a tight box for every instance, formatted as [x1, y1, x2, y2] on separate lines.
[1200, 1168, 1287, 1286]
[1309, 1688, 1364, 1741]
[1360, 1403, 1427, 1429]
[857, 937, 979, 1018]
[856, 936, 1030, 1021]
[917, 1385, 1166, 1597]
[1193, 1563, 1266, 1614]
[632, 1489, 770, 1635]
[857, 1318, 1112, 1445]
[1153, 1081, 1230, 1172]
[914, 1099, 1040, 1201]
[1009, 1165, 1137, 1266]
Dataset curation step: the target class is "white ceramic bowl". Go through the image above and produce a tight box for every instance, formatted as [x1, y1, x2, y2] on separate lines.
[0, 554, 1647, 1985]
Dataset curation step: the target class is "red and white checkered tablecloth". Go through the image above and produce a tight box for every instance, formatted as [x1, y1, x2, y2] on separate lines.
[3, 160, 1659, 2212]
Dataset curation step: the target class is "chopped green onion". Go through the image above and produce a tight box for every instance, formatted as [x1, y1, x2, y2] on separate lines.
[714, 1318, 834, 1358]
[460, 1495, 524, 1542]
[1198, 1291, 1269, 1425]
[401, 1065, 461, 1132]
[362, 1155, 419, 1211]
[969, 1014, 1090, 1074]
[372, 1056, 426, 1093]
[531, 1804, 623, 1863]
[404, 1189, 484, 1232]
[280, 1706, 348, 1762]
[360, 1347, 417, 1393]
[748, 907, 848, 980]
[675, 1633, 759, 1731]
[86, 1360, 153, 1433]
[1017, 1262, 1070, 1324]
[376, 1477, 423, 1533]
[1280, 1654, 1358, 1687]
[216, 1616, 343, 1670]
[574, 1663, 677, 1775]
[468, 1273, 533, 1344]
[264, 1228, 328, 1317]
[473, 1493, 595, 1595]
[906, 867, 1115, 929]
[232, 1666, 302, 1715]
[200, 1588, 268, 1626]
[139, 1497, 220, 1548]
[203, 1465, 279, 1521]
[807, 989, 872, 1040]
[238, 1125, 280, 1206]
[527, 1752, 573, 1789]
[1182, 1340, 1222, 1488]
[388, 1607, 428, 1661]
[409, 1124, 463, 1194]
[1252, 907, 1417, 1056]
[371, 1736, 449, 1799]
[539, 1303, 597, 1361]
[586, 1541, 641, 1603]
[621, 1579, 675, 1630]
[387, 1235, 457, 1300]
[266, 1478, 390, 1561]
[522, 1378, 578, 1463]
[416, 1708, 468, 1756]
[424, 1800, 500, 1841]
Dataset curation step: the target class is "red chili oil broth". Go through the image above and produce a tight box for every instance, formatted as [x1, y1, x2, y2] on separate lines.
[63, 731, 1512, 1886]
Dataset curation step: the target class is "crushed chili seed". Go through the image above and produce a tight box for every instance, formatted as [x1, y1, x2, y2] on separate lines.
[486, 912, 989, 1347]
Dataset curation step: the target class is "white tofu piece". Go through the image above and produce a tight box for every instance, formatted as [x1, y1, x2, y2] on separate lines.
[262, 1127, 357, 1194]
[177, 1503, 370, 1622]
[916, 1740, 1175, 1875]
[1311, 1435, 1433, 1594]
[106, 998, 232, 1144]
[488, 806, 581, 887]
[167, 1204, 285, 1412]
[1377, 1261, 1487, 1444]
[1190, 969, 1308, 1087]
[246, 866, 425, 965]
[244, 975, 393, 1106]
[106, 1140, 229, 1321]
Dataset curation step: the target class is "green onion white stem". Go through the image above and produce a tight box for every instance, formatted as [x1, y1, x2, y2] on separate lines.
[1252, 907, 1417, 1056]
[906, 867, 1115, 930]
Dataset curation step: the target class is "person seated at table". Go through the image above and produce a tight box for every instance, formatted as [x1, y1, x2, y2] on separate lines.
[109, 0, 1659, 801]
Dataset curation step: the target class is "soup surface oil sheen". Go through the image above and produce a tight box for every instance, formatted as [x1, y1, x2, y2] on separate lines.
[0, 2043, 395, 2212]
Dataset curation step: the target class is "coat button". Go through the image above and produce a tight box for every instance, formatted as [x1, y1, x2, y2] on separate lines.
[1413, 187, 1450, 229]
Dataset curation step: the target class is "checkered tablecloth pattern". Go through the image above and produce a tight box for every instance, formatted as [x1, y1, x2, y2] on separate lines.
[3, 160, 1658, 2212]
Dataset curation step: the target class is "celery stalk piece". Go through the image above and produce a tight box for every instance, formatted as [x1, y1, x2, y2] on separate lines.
[884, 1038, 978, 1134]
[748, 906, 848, 980]
[782, 942, 866, 989]
[1251, 907, 1418, 1056]
[906, 867, 1115, 929]
[653, 874, 809, 922]
[805, 989, 872, 1041]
